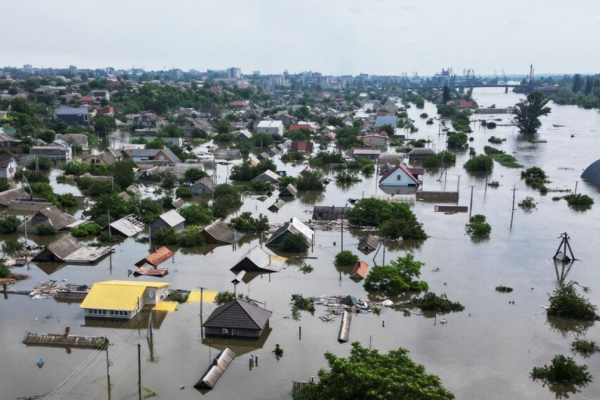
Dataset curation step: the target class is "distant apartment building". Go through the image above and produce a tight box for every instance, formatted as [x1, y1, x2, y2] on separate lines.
[256, 120, 284, 136]
[227, 67, 241, 79]
[53, 108, 90, 127]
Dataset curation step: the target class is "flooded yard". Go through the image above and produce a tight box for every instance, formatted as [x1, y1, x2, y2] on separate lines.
[2, 88, 600, 399]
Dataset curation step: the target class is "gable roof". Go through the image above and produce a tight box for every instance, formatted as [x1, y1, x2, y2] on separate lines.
[379, 163, 419, 185]
[204, 299, 272, 330]
[350, 261, 369, 280]
[0, 187, 26, 206]
[109, 214, 145, 237]
[279, 183, 298, 197]
[230, 245, 286, 273]
[252, 170, 280, 182]
[138, 246, 174, 267]
[192, 177, 216, 191]
[18, 205, 80, 232]
[358, 234, 378, 250]
[0, 154, 16, 169]
[266, 217, 314, 246]
[155, 210, 185, 227]
[201, 219, 244, 244]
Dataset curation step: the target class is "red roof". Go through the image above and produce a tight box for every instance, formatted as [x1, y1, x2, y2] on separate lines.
[144, 246, 174, 267]
[289, 124, 312, 131]
[97, 107, 114, 115]
[445, 100, 478, 108]
[80, 96, 94, 103]
[291, 141, 314, 153]
[229, 100, 249, 107]
[379, 163, 420, 184]
[350, 261, 369, 280]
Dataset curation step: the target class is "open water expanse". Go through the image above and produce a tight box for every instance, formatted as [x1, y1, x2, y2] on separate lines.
[2, 88, 600, 399]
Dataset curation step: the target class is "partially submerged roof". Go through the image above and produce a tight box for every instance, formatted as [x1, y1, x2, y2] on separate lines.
[358, 234, 378, 251]
[350, 261, 369, 280]
[32, 235, 112, 263]
[0, 187, 26, 207]
[192, 177, 216, 191]
[379, 163, 420, 185]
[582, 159, 600, 186]
[268, 199, 286, 212]
[17, 205, 80, 232]
[109, 214, 145, 237]
[154, 210, 185, 227]
[80, 280, 171, 311]
[279, 183, 298, 197]
[201, 219, 244, 244]
[137, 246, 174, 267]
[194, 348, 236, 390]
[252, 170, 280, 183]
[266, 218, 314, 246]
[230, 245, 286, 273]
[204, 299, 272, 330]
[312, 206, 351, 221]
[340, 295, 359, 306]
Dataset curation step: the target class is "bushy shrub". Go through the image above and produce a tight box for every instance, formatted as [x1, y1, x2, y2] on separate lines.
[155, 228, 179, 245]
[280, 233, 309, 252]
[547, 284, 600, 321]
[564, 194, 594, 208]
[531, 355, 591, 386]
[364, 254, 428, 295]
[0, 215, 21, 234]
[335, 250, 359, 266]
[37, 224, 56, 236]
[465, 215, 491, 239]
[175, 187, 194, 199]
[71, 223, 103, 237]
[464, 155, 494, 172]
[409, 293, 465, 313]
[229, 212, 269, 232]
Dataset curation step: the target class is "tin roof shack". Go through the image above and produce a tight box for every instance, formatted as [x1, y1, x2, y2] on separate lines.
[350, 261, 369, 280]
[149, 210, 185, 239]
[17, 205, 82, 234]
[200, 219, 244, 245]
[230, 246, 286, 273]
[135, 246, 174, 267]
[312, 205, 351, 221]
[107, 214, 145, 237]
[204, 299, 272, 339]
[252, 170, 280, 184]
[351, 148, 380, 160]
[191, 177, 217, 195]
[194, 348, 236, 390]
[0, 187, 26, 208]
[357, 234, 378, 253]
[80, 281, 171, 320]
[266, 218, 314, 248]
[279, 183, 298, 198]
[32, 235, 112, 263]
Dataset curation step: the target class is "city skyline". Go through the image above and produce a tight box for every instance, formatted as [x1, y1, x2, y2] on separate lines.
[2, 0, 600, 76]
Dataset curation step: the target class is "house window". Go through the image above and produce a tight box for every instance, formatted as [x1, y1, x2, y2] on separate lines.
[397, 175, 402, 181]
[222, 328, 229, 334]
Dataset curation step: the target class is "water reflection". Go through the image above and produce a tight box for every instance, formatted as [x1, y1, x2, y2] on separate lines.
[545, 315, 594, 337]
[201, 326, 272, 357]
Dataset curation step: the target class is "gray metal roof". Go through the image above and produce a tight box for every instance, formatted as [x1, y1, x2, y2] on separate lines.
[194, 348, 236, 389]
[268, 199, 286, 212]
[582, 159, 600, 186]
[0, 187, 26, 206]
[109, 214, 145, 237]
[18, 205, 79, 232]
[312, 206, 351, 220]
[204, 299, 272, 330]
[279, 183, 298, 197]
[54, 107, 89, 116]
[358, 234, 379, 250]
[202, 219, 244, 244]
[157, 210, 185, 227]
[266, 218, 314, 246]
[43, 235, 84, 260]
[252, 170, 280, 183]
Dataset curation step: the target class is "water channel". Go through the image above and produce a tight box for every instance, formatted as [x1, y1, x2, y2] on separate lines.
[1, 88, 600, 399]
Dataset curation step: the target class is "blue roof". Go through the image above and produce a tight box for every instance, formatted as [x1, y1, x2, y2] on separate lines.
[54, 108, 89, 116]
[374, 116, 398, 127]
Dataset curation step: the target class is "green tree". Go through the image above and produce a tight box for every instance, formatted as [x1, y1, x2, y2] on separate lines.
[0, 215, 21, 234]
[295, 342, 454, 400]
[0, 178, 10, 192]
[335, 250, 359, 266]
[184, 167, 208, 182]
[1, 238, 26, 257]
[155, 227, 179, 245]
[364, 254, 428, 295]
[229, 212, 269, 232]
[447, 132, 468, 149]
[349, 199, 426, 240]
[280, 233, 309, 252]
[297, 170, 324, 191]
[111, 160, 136, 190]
[572, 74, 584, 93]
[92, 115, 116, 137]
[178, 203, 213, 225]
[512, 91, 552, 133]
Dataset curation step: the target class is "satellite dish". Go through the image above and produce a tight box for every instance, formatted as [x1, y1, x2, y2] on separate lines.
[148, 290, 155, 299]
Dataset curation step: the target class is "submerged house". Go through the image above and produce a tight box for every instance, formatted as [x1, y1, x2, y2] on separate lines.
[0, 187, 26, 208]
[252, 170, 280, 183]
[278, 183, 297, 198]
[204, 299, 272, 338]
[350, 261, 369, 280]
[357, 234, 378, 253]
[80, 280, 171, 319]
[200, 219, 244, 245]
[582, 158, 600, 186]
[194, 348, 237, 390]
[135, 246, 174, 268]
[149, 210, 185, 239]
[191, 177, 217, 195]
[312, 205, 351, 221]
[265, 218, 314, 248]
[107, 214, 145, 237]
[378, 163, 420, 192]
[32, 235, 112, 263]
[17, 205, 83, 234]
[230, 245, 286, 273]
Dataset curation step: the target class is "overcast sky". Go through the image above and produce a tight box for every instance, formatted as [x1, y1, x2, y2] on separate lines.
[3, 0, 600, 76]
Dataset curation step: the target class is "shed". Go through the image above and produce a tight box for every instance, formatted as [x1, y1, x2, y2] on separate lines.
[17, 205, 82, 233]
[582, 159, 600, 186]
[191, 177, 216, 195]
[108, 214, 145, 237]
[136, 246, 174, 267]
[200, 219, 244, 244]
[312, 206, 351, 221]
[231, 246, 286, 273]
[252, 170, 280, 183]
[32, 235, 112, 263]
[279, 184, 298, 198]
[358, 234, 378, 253]
[408, 148, 434, 161]
[194, 349, 237, 390]
[266, 218, 314, 248]
[149, 210, 185, 239]
[268, 200, 286, 213]
[350, 261, 369, 280]
[204, 299, 272, 338]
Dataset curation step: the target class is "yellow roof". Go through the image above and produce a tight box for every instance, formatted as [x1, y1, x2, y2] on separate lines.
[80, 280, 171, 312]
[153, 301, 178, 312]
[186, 290, 217, 303]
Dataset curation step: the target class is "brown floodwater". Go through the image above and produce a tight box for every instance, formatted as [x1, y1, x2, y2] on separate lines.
[2, 88, 600, 399]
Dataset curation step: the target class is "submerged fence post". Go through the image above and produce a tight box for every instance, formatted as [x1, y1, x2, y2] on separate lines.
[299, 325, 302, 340]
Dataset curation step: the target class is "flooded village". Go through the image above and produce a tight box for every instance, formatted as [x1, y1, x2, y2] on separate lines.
[1, 66, 600, 400]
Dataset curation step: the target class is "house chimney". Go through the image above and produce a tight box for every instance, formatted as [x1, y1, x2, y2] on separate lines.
[64, 327, 70, 337]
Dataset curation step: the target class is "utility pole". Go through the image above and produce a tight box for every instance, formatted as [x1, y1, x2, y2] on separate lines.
[457, 175, 461, 193]
[197, 286, 205, 318]
[574, 181, 578, 195]
[137, 344, 142, 397]
[469, 186, 475, 219]
[106, 342, 112, 400]
[107, 210, 111, 239]
[510, 185, 517, 230]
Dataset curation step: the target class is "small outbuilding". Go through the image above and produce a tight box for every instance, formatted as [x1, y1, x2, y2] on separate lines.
[108, 214, 145, 237]
[408, 148, 434, 161]
[357, 234, 378, 253]
[136, 246, 174, 267]
[312, 205, 351, 221]
[252, 170, 280, 183]
[268, 199, 286, 213]
[200, 219, 244, 245]
[230, 245, 286, 273]
[265, 218, 314, 248]
[279, 184, 298, 198]
[204, 299, 272, 338]
[191, 177, 217, 195]
[194, 348, 237, 390]
[149, 210, 185, 239]
[340, 295, 359, 307]
[350, 261, 369, 280]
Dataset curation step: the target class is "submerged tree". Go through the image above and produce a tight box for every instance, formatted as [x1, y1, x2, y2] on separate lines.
[512, 91, 551, 133]
[295, 342, 455, 400]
